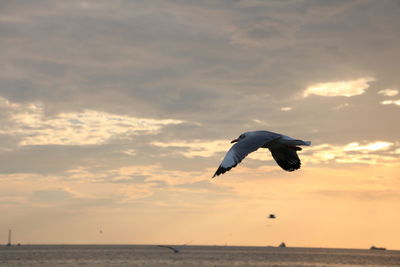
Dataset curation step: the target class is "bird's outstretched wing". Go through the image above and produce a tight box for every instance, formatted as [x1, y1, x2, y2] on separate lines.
[269, 146, 301, 171]
[213, 133, 280, 178]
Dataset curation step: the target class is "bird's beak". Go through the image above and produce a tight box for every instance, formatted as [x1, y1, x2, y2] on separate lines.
[230, 138, 238, 143]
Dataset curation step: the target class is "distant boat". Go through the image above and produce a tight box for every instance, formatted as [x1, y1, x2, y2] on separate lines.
[370, 246, 386, 250]
[278, 242, 286, 248]
[268, 214, 276, 219]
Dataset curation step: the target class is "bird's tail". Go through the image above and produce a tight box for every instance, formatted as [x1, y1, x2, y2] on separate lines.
[302, 141, 311, 146]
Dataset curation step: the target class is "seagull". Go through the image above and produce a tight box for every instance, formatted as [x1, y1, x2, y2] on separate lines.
[213, 130, 311, 177]
[157, 245, 180, 253]
[157, 241, 191, 253]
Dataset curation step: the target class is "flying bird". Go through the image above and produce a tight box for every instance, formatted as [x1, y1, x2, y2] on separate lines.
[157, 241, 191, 253]
[213, 130, 311, 177]
[158, 245, 180, 253]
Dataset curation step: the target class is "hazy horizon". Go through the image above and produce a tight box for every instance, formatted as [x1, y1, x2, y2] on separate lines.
[1, 0, 399, 249]
[2, 242, 396, 251]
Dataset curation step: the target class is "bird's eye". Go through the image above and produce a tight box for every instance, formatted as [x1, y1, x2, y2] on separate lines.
[240, 134, 245, 139]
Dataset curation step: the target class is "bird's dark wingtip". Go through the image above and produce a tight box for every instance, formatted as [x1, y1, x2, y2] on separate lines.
[279, 160, 301, 172]
[212, 166, 226, 178]
[212, 164, 238, 178]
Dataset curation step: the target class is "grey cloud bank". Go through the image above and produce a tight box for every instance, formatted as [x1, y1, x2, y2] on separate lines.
[0, 0, 399, 183]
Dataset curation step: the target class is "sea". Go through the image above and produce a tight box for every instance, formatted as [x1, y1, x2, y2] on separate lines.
[1, 245, 399, 267]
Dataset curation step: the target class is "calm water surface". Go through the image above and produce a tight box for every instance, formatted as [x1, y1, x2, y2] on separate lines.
[1, 245, 399, 267]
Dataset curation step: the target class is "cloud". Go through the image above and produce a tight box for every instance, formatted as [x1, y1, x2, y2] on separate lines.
[30, 189, 75, 202]
[151, 140, 227, 158]
[64, 164, 207, 189]
[380, 99, 400, 106]
[0, 97, 183, 146]
[121, 149, 136, 156]
[280, 107, 292, 111]
[378, 89, 398, 97]
[332, 103, 349, 110]
[303, 77, 376, 97]
[304, 141, 398, 165]
[343, 141, 392, 152]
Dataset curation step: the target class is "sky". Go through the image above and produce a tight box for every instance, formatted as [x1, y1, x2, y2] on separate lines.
[1, 0, 400, 249]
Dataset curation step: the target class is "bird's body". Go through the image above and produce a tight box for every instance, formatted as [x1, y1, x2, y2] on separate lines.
[213, 130, 311, 177]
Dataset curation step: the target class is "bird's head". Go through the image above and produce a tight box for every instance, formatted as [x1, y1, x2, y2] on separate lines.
[231, 133, 246, 143]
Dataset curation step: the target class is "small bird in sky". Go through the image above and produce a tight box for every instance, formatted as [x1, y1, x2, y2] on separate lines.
[213, 130, 311, 177]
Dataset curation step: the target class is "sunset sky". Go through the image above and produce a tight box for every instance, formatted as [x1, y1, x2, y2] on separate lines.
[1, 0, 400, 249]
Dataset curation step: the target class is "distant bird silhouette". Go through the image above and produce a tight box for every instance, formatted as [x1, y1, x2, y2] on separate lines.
[268, 214, 276, 219]
[213, 130, 311, 177]
[158, 245, 180, 253]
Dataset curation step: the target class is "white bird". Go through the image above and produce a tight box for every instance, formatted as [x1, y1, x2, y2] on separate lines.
[213, 130, 311, 177]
